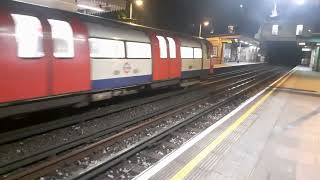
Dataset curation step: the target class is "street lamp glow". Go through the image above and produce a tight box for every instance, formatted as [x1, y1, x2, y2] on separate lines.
[135, 0, 144, 7]
[295, 0, 305, 5]
[240, 4, 244, 8]
[129, 0, 144, 20]
[203, 21, 210, 26]
[199, 21, 210, 37]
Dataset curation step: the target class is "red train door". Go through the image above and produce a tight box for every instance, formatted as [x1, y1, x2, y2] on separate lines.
[0, 11, 50, 103]
[46, 17, 91, 95]
[167, 37, 181, 79]
[150, 33, 170, 81]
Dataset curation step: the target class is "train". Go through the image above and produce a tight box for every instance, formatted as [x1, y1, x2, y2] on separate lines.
[0, 1, 215, 118]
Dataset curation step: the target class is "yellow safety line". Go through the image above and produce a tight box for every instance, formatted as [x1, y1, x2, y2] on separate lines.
[170, 69, 296, 180]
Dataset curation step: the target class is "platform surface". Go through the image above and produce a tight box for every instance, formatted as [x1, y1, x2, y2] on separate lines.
[136, 66, 320, 180]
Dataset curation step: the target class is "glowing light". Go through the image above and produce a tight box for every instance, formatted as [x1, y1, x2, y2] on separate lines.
[302, 48, 311, 52]
[296, 25, 304, 35]
[298, 42, 306, 46]
[135, 0, 144, 7]
[272, 24, 279, 35]
[203, 21, 210, 26]
[317, 43, 320, 46]
[77, 4, 104, 12]
[295, 0, 305, 5]
[240, 4, 244, 8]
[270, 1, 278, 18]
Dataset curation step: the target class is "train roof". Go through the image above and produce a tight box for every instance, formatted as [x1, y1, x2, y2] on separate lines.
[4, 0, 206, 42]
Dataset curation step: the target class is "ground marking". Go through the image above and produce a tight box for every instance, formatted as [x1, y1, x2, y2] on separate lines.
[134, 67, 296, 180]
[170, 69, 295, 180]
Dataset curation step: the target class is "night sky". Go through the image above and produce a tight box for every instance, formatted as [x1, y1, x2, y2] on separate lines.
[133, 0, 320, 37]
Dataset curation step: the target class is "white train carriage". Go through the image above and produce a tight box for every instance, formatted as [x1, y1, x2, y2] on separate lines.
[180, 38, 204, 79]
[86, 23, 153, 92]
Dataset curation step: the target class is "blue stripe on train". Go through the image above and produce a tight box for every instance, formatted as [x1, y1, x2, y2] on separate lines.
[92, 75, 152, 90]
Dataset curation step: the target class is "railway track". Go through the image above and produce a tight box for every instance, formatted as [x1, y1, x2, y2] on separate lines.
[0, 64, 265, 145]
[1, 66, 288, 179]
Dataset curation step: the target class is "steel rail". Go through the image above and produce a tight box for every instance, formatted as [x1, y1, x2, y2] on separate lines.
[0, 65, 266, 146]
[3, 67, 283, 180]
[0, 67, 275, 176]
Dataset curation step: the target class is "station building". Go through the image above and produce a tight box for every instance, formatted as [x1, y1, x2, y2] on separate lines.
[207, 35, 261, 65]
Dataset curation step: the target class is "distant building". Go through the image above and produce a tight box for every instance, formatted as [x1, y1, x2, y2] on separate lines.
[207, 35, 261, 64]
[255, 20, 313, 42]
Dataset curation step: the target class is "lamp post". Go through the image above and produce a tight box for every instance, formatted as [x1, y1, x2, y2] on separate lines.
[199, 21, 210, 37]
[129, 0, 143, 20]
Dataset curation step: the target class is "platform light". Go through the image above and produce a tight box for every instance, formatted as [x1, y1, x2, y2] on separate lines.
[296, 25, 303, 35]
[240, 4, 244, 8]
[302, 48, 311, 51]
[244, 42, 249, 45]
[272, 24, 279, 35]
[317, 43, 320, 46]
[298, 42, 306, 46]
[77, 4, 104, 12]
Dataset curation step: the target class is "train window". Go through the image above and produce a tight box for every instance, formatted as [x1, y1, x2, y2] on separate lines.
[167, 37, 176, 58]
[180, 47, 193, 59]
[194, 48, 203, 58]
[48, 19, 74, 58]
[89, 38, 125, 58]
[126, 42, 151, 58]
[11, 14, 44, 58]
[156, 36, 167, 58]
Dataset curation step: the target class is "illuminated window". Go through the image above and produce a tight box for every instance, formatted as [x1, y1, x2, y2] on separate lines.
[11, 14, 44, 58]
[167, 37, 176, 58]
[296, 24, 303, 35]
[180, 46, 193, 59]
[156, 36, 167, 58]
[272, 24, 279, 36]
[126, 42, 151, 58]
[89, 38, 125, 58]
[194, 48, 202, 58]
[48, 19, 74, 58]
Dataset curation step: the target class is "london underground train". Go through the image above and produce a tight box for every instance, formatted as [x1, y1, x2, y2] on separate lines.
[0, 1, 214, 118]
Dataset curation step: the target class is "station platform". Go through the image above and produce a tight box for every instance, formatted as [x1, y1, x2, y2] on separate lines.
[214, 62, 263, 69]
[135, 66, 320, 180]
